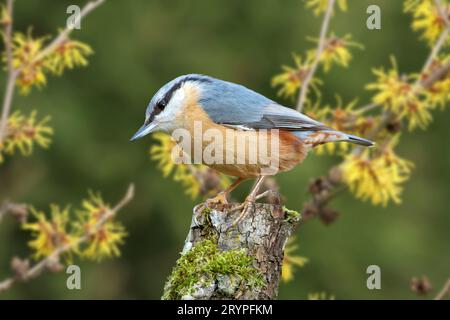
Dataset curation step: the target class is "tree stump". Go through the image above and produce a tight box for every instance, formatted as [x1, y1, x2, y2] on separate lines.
[162, 202, 301, 300]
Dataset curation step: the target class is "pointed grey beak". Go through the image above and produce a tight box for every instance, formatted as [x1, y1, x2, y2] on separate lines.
[130, 122, 158, 141]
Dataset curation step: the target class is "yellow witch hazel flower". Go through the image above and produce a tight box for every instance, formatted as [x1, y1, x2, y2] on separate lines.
[405, 0, 450, 46]
[420, 55, 450, 108]
[45, 38, 93, 76]
[366, 56, 433, 130]
[305, 0, 347, 16]
[75, 192, 127, 261]
[11, 31, 48, 95]
[22, 205, 76, 260]
[272, 53, 321, 101]
[10, 30, 93, 94]
[340, 138, 414, 206]
[281, 237, 308, 282]
[0, 111, 53, 162]
[308, 34, 363, 72]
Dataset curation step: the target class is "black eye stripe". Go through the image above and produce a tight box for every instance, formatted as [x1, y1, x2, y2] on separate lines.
[148, 75, 212, 122]
[161, 75, 211, 107]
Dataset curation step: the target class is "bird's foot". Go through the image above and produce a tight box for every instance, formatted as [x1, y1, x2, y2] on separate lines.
[205, 191, 229, 208]
[230, 196, 256, 228]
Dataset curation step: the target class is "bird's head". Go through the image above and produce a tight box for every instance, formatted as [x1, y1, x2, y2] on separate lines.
[130, 74, 213, 141]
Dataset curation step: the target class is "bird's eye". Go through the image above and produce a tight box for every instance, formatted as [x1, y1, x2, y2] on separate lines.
[157, 100, 167, 111]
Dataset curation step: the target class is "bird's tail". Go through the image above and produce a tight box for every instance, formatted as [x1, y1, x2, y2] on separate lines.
[294, 130, 374, 147]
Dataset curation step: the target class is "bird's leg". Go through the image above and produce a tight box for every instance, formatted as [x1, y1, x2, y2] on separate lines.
[205, 177, 245, 206]
[231, 176, 266, 226]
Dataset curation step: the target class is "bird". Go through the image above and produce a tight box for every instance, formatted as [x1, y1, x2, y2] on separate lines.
[131, 74, 373, 222]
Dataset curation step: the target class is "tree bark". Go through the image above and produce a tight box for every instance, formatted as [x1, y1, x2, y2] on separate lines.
[162, 202, 300, 300]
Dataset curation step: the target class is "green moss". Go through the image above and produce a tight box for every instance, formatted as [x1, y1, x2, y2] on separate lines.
[201, 207, 212, 216]
[283, 206, 301, 223]
[162, 239, 265, 300]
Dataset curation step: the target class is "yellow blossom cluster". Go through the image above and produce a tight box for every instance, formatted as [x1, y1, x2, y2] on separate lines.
[308, 34, 363, 72]
[272, 35, 361, 102]
[74, 192, 127, 261]
[305, 0, 347, 16]
[420, 56, 450, 108]
[366, 56, 448, 130]
[11, 31, 92, 95]
[404, 0, 450, 47]
[271, 53, 322, 101]
[0, 111, 53, 163]
[150, 132, 230, 199]
[340, 139, 414, 206]
[23, 205, 76, 261]
[23, 192, 127, 262]
[281, 237, 308, 282]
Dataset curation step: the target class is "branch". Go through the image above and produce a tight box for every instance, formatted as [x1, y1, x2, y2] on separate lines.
[434, 0, 449, 26]
[0, 0, 16, 144]
[419, 27, 449, 84]
[0, 0, 106, 145]
[0, 200, 27, 224]
[0, 184, 134, 294]
[296, 0, 335, 112]
[434, 278, 450, 300]
[33, 0, 106, 63]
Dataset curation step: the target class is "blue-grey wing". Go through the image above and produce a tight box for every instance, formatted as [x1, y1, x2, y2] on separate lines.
[198, 77, 329, 131]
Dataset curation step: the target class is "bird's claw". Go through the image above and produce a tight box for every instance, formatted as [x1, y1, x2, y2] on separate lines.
[230, 196, 256, 228]
[205, 191, 229, 208]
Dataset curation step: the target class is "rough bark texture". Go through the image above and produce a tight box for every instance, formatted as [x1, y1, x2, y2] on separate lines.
[162, 202, 300, 300]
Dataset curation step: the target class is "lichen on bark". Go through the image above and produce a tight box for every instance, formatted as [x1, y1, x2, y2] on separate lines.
[162, 202, 300, 300]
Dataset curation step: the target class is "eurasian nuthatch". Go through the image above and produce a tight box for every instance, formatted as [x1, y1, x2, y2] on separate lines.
[131, 74, 373, 217]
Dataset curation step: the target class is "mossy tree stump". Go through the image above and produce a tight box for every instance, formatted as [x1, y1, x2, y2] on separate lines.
[162, 202, 300, 300]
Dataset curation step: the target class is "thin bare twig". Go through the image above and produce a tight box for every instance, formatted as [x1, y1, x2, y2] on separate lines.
[33, 0, 106, 63]
[0, 0, 16, 144]
[419, 0, 449, 82]
[0, 184, 134, 293]
[0, 200, 27, 224]
[419, 28, 449, 81]
[434, 278, 450, 300]
[296, 0, 335, 112]
[0, 0, 106, 145]
[434, 0, 449, 26]
[355, 102, 380, 115]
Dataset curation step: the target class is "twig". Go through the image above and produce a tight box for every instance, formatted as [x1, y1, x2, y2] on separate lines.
[296, 0, 335, 112]
[0, 200, 27, 224]
[355, 102, 380, 115]
[33, 0, 106, 63]
[0, 0, 106, 145]
[434, 0, 449, 26]
[0, 184, 134, 293]
[434, 278, 450, 300]
[418, 0, 449, 83]
[0, 0, 16, 144]
[419, 27, 449, 82]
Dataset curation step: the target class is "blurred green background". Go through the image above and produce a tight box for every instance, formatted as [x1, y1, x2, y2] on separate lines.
[0, 0, 449, 299]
